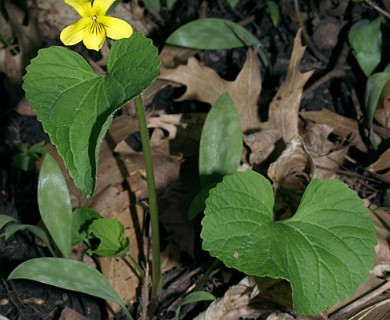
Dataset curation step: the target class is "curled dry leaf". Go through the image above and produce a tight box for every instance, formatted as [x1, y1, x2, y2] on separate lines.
[368, 148, 390, 183]
[303, 122, 348, 179]
[244, 129, 281, 164]
[268, 137, 314, 190]
[303, 123, 335, 157]
[312, 148, 347, 180]
[194, 277, 264, 320]
[160, 49, 262, 132]
[301, 109, 368, 151]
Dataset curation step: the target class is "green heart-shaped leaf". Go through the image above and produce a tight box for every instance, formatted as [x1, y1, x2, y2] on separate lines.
[23, 33, 160, 198]
[201, 170, 377, 315]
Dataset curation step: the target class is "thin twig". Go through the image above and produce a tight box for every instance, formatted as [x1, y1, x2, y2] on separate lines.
[293, 0, 328, 62]
[364, 0, 390, 19]
[302, 69, 346, 98]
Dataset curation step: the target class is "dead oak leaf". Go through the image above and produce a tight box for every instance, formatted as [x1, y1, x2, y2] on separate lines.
[160, 49, 262, 132]
[301, 108, 367, 151]
[266, 29, 314, 142]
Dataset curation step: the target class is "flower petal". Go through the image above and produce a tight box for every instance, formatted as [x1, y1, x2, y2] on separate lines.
[83, 20, 106, 51]
[60, 17, 90, 46]
[93, 0, 116, 16]
[64, 0, 92, 17]
[98, 16, 133, 40]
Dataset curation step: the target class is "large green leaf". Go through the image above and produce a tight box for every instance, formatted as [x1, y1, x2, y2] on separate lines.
[38, 154, 72, 258]
[201, 170, 377, 315]
[23, 33, 160, 198]
[166, 18, 260, 49]
[8, 257, 133, 320]
[199, 93, 242, 187]
[348, 17, 383, 77]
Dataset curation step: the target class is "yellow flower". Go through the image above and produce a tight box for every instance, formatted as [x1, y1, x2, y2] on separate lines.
[60, 0, 133, 51]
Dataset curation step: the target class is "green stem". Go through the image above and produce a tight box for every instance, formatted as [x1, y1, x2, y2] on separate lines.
[134, 95, 161, 304]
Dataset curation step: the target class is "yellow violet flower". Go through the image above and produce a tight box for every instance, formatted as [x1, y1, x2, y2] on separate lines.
[60, 0, 133, 51]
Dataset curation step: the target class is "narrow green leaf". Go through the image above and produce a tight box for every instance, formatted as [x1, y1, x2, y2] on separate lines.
[175, 291, 216, 320]
[199, 93, 242, 187]
[188, 184, 214, 220]
[227, 0, 240, 9]
[23, 33, 160, 198]
[8, 258, 133, 320]
[267, 1, 280, 27]
[166, 18, 260, 49]
[201, 170, 377, 315]
[365, 72, 390, 147]
[4, 224, 56, 257]
[0, 214, 16, 229]
[12, 141, 49, 171]
[87, 218, 130, 257]
[348, 17, 383, 77]
[38, 154, 72, 258]
[167, 0, 178, 9]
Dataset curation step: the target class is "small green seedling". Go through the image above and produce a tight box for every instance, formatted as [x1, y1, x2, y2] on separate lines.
[201, 170, 377, 315]
[8, 154, 133, 319]
[12, 141, 49, 172]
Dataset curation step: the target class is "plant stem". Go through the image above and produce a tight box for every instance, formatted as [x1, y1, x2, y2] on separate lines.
[134, 95, 161, 305]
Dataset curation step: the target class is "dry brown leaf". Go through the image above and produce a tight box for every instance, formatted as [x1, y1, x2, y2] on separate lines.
[268, 137, 314, 190]
[245, 29, 313, 168]
[59, 306, 91, 320]
[0, 2, 41, 87]
[244, 129, 281, 164]
[301, 109, 367, 151]
[194, 277, 264, 320]
[312, 148, 347, 179]
[303, 123, 335, 157]
[368, 148, 390, 183]
[302, 122, 348, 179]
[160, 49, 262, 132]
[267, 29, 314, 142]
[159, 45, 199, 68]
[375, 79, 390, 128]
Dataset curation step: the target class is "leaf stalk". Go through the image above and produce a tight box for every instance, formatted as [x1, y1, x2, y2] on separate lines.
[134, 94, 161, 311]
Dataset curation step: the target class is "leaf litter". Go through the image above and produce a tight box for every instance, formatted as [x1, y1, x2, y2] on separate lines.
[1, 1, 390, 319]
